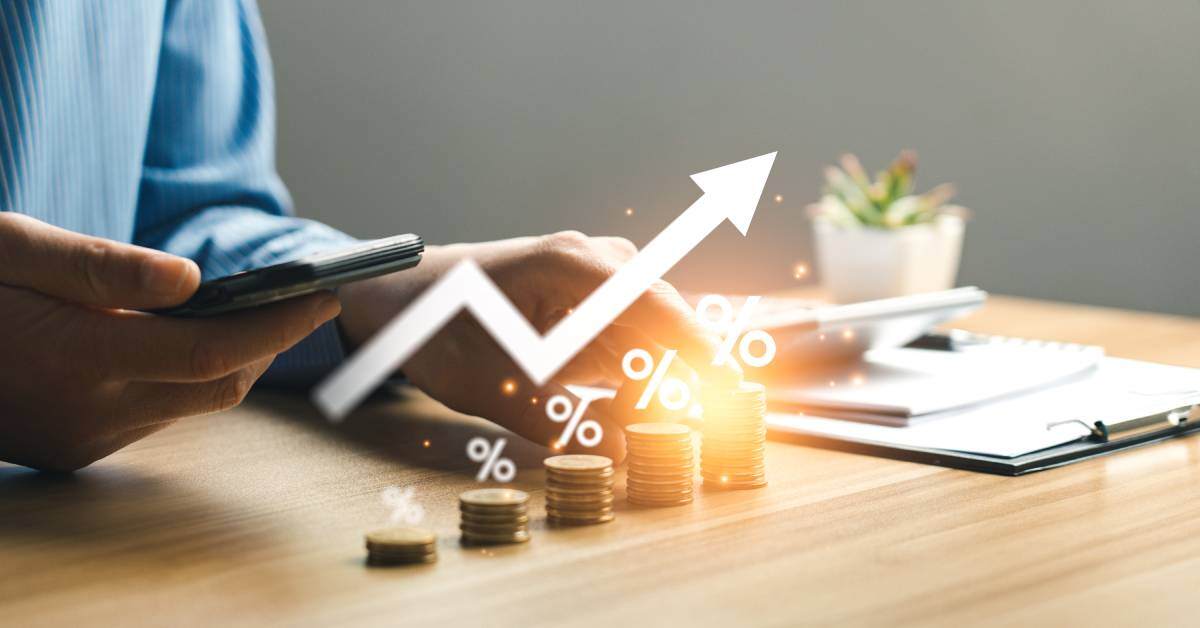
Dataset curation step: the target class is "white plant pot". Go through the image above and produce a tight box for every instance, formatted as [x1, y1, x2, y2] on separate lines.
[813, 214, 965, 303]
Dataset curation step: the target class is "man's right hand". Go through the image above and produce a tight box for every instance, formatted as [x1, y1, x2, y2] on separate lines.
[0, 213, 341, 472]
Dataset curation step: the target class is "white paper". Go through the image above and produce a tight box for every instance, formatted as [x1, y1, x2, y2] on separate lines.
[770, 343, 1104, 421]
[767, 357, 1200, 458]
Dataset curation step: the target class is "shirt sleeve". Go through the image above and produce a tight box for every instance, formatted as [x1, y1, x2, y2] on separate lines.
[133, 0, 356, 388]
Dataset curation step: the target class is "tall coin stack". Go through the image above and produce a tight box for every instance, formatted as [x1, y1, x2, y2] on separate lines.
[700, 381, 768, 489]
[544, 455, 615, 526]
[459, 488, 531, 546]
[624, 422, 695, 507]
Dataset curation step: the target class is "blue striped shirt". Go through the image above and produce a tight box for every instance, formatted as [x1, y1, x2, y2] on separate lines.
[0, 0, 356, 386]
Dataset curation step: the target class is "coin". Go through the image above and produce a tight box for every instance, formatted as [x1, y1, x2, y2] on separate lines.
[545, 454, 613, 472]
[459, 489, 531, 546]
[461, 530, 532, 545]
[625, 422, 691, 438]
[543, 454, 617, 526]
[364, 526, 438, 566]
[699, 380, 767, 491]
[460, 488, 529, 508]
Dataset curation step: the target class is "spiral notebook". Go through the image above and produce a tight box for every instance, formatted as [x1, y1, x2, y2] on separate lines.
[765, 334, 1200, 475]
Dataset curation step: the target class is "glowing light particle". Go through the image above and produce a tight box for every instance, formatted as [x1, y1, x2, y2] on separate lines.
[501, 379, 518, 396]
[792, 263, 808, 279]
[422, 439, 431, 448]
[625, 207, 634, 216]
[842, 329, 855, 341]
[774, 194, 784, 203]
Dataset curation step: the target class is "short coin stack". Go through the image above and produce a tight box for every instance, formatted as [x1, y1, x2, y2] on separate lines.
[544, 455, 615, 525]
[624, 422, 695, 507]
[459, 488, 531, 546]
[700, 381, 768, 489]
[364, 526, 438, 566]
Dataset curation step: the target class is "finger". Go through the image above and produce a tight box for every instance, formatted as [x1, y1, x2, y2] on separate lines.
[0, 212, 200, 308]
[590, 236, 638, 262]
[104, 292, 340, 382]
[615, 279, 742, 385]
[114, 356, 275, 430]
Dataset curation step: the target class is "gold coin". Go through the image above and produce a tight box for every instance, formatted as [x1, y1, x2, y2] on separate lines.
[461, 512, 531, 525]
[547, 491, 614, 504]
[460, 524, 529, 535]
[625, 423, 691, 438]
[544, 454, 613, 473]
[627, 466, 694, 478]
[627, 480, 694, 493]
[459, 488, 529, 508]
[547, 511, 615, 525]
[628, 495, 693, 507]
[546, 473, 615, 487]
[703, 478, 767, 490]
[547, 499, 615, 512]
[461, 530, 531, 545]
[364, 526, 436, 548]
[367, 553, 438, 566]
[701, 472, 766, 481]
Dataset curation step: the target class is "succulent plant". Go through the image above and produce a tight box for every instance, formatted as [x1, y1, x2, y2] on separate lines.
[808, 150, 965, 229]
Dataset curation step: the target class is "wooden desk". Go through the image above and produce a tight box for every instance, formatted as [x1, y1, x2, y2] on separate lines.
[3, 296, 1200, 627]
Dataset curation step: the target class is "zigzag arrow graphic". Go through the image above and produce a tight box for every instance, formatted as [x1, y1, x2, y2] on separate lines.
[313, 152, 778, 421]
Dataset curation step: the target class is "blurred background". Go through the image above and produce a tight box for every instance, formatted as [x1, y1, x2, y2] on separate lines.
[259, 0, 1199, 316]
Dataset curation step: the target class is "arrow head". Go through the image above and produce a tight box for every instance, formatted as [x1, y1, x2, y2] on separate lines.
[690, 151, 777, 235]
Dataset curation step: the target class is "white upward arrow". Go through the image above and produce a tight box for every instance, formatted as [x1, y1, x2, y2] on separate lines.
[313, 152, 777, 421]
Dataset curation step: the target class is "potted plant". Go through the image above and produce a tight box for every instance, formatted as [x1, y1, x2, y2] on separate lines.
[808, 151, 969, 303]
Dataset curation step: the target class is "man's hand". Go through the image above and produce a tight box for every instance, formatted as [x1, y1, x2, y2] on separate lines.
[338, 231, 738, 460]
[0, 213, 341, 471]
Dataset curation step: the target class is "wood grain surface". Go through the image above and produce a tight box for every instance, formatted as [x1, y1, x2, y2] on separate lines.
[3, 295, 1200, 627]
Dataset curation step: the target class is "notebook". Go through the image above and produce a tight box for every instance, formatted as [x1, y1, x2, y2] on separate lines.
[768, 337, 1104, 426]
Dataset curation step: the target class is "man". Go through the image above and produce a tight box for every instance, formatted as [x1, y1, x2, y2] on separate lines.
[0, 0, 731, 471]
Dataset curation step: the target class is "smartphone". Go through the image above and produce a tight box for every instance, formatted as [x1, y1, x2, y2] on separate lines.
[154, 234, 424, 317]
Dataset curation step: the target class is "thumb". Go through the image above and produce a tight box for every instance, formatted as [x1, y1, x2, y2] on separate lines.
[0, 212, 200, 309]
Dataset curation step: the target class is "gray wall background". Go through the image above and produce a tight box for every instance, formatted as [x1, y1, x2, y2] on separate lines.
[259, 0, 1200, 316]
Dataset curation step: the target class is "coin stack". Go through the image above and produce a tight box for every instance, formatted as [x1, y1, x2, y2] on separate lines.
[459, 488, 531, 546]
[544, 454, 615, 526]
[364, 526, 438, 566]
[700, 381, 768, 489]
[624, 422, 695, 507]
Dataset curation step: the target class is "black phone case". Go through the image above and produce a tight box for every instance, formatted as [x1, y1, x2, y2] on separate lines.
[154, 234, 424, 317]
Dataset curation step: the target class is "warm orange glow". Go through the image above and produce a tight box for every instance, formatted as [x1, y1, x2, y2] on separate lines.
[501, 379, 518, 396]
[851, 374, 865, 386]
[773, 194, 784, 203]
[842, 329, 855, 341]
[422, 439, 431, 448]
[625, 207, 634, 216]
[530, 396, 539, 405]
[792, 263, 808, 279]
[721, 474, 729, 483]
[818, 333, 826, 342]
[828, 380, 837, 388]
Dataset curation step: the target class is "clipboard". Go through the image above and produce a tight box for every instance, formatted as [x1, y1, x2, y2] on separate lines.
[771, 402, 1200, 476]
[763, 333, 1200, 476]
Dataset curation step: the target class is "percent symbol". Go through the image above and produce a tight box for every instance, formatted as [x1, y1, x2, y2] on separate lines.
[381, 486, 425, 525]
[695, 294, 777, 368]
[545, 392, 605, 448]
[466, 437, 516, 482]
[622, 348, 691, 411]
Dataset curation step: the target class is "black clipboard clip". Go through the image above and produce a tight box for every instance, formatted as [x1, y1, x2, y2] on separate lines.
[1047, 404, 1200, 443]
